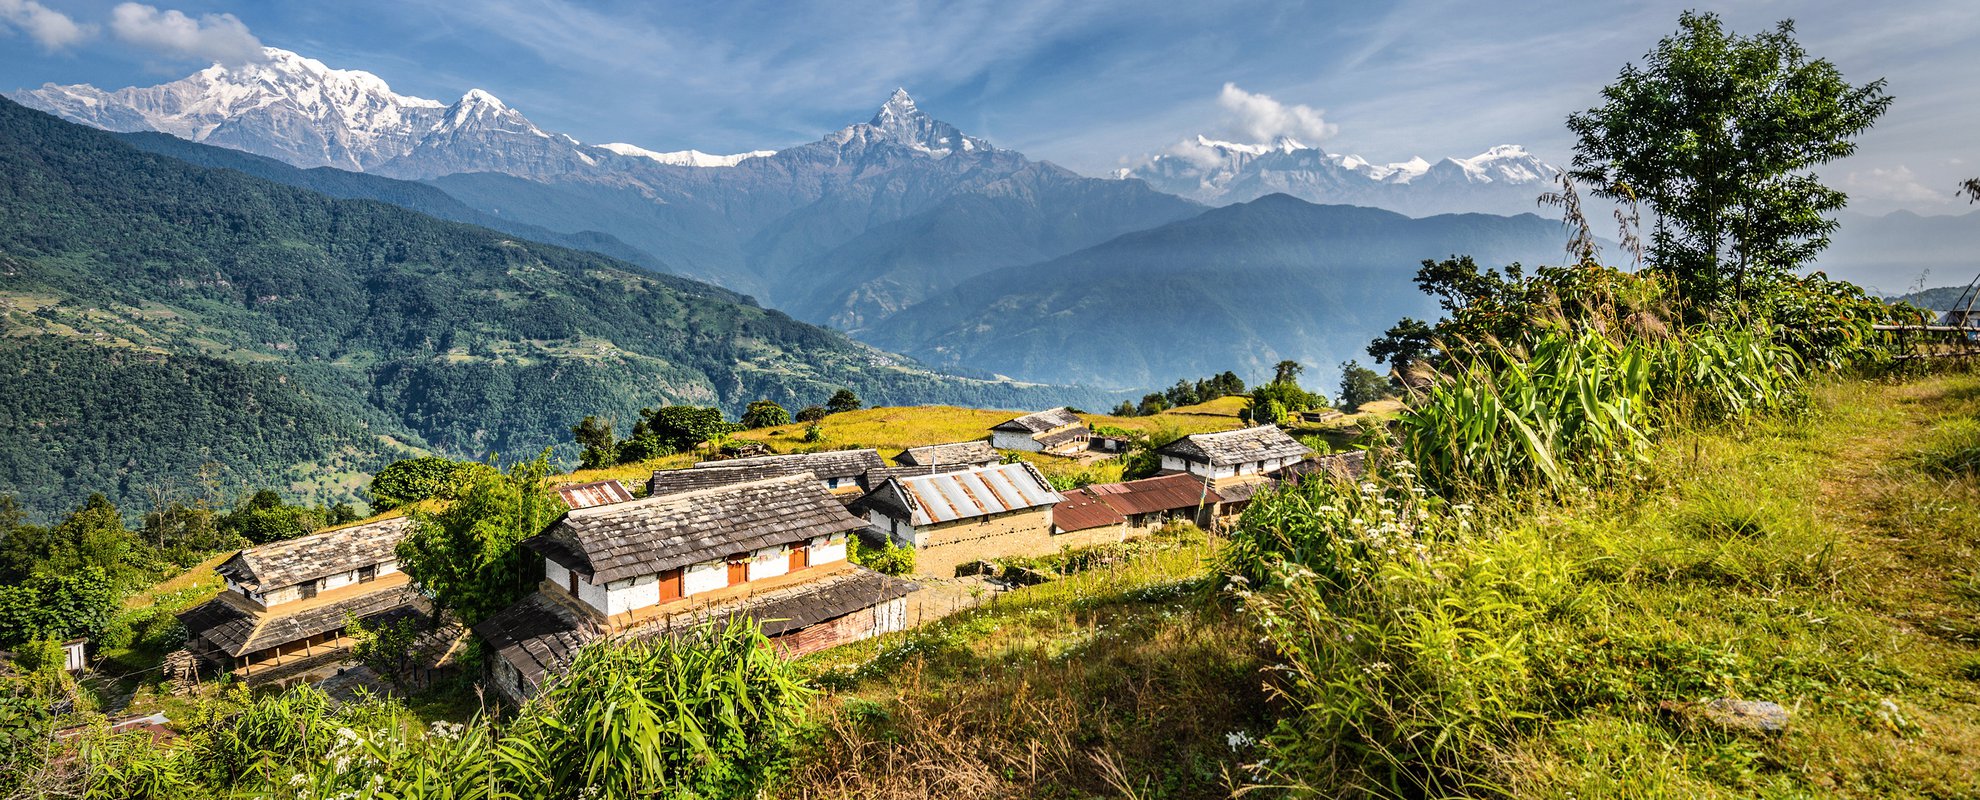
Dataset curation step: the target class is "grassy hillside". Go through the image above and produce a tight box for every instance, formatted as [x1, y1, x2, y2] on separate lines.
[0, 97, 1099, 519]
[779, 371, 1980, 797]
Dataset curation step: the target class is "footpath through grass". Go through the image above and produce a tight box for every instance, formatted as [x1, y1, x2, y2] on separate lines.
[1504, 372, 1980, 797]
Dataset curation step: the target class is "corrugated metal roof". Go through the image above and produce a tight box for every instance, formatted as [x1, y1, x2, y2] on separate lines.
[895, 462, 1062, 526]
[556, 479, 635, 509]
[1086, 473, 1222, 516]
[1054, 489, 1128, 533]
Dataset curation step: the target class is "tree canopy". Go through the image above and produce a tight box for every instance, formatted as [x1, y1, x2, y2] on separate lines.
[395, 453, 561, 625]
[1566, 11, 1891, 311]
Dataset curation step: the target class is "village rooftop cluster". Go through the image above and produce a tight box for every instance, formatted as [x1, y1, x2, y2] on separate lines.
[170, 408, 1365, 701]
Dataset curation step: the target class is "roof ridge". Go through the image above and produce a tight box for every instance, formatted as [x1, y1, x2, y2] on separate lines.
[568, 472, 814, 518]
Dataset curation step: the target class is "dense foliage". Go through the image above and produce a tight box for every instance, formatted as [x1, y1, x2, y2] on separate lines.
[22, 622, 811, 799]
[395, 453, 560, 625]
[367, 456, 486, 511]
[1336, 360, 1390, 410]
[0, 567, 117, 647]
[742, 399, 793, 429]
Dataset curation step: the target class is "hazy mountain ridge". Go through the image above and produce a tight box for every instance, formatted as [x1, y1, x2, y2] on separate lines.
[867, 194, 1574, 389]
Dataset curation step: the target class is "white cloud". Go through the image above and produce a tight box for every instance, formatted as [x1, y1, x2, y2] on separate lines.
[1215, 83, 1337, 144]
[109, 3, 265, 66]
[1842, 165, 1951, 205]
[0, 0, 95, 51]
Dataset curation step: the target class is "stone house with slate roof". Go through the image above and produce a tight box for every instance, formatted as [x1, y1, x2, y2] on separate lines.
[473, 473, 916, 705]
[850, 462, 1064, 577]
[692, 449, 887, 496]
[177, 517, 426, 686]
[989, 408, 1090, 455]
[649, 462, 804, 498]
[1156, 425, 1313, 482]
[895, 439, 1000, 469]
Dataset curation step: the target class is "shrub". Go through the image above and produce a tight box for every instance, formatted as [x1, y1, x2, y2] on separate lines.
[1228, 465, 1577, 796]
[795, 405, 828, 423]
[742, 399, 792, 429]
[502, 621, 813, 798]
[849, 536, 915, 576]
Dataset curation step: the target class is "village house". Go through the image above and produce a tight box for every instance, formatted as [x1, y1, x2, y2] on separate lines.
[177, 517, 426, 686]
[473, 473, 917, 704]
[692, 449, 888, 496]
[1155, 425, 1313, 482]
[894, 439, 1000, 469]
[850, 462, 1064, 577]
[988, 408, 1090, 455]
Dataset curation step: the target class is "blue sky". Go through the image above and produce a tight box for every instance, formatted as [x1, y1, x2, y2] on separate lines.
[3, 0, 1975, 214]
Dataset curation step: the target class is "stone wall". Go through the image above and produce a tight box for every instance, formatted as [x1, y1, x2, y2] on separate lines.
[910, 507, 1058, 577]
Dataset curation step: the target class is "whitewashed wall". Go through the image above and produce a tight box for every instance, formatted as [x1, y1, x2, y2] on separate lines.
[748, 545, 789, 581]
[810, 533, 847, 565]
[684, 561, 727, 597]
[991, 431, 1039, 451]
[575, 572, 608, 613]
[545, 559, 570, 590]
[606, 574, 660, 616]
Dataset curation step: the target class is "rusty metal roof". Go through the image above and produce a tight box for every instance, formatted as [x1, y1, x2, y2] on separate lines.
[556, 479, 635, 509]
[859, 462, 1062, 526]
[1086, 472, 1222, 517]
[1053, 489, 1127, 533]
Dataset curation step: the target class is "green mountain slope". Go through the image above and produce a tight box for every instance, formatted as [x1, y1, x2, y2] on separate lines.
[867, 195, 1574, 388]
[0, 98, 1094, 519]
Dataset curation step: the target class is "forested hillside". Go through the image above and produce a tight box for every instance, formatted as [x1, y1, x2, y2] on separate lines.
[0, 98, 1095, 519]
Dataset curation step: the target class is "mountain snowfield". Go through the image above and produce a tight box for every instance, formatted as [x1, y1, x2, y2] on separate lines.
[1123, 134, 1562, 216]
[9, 47, 771, 179]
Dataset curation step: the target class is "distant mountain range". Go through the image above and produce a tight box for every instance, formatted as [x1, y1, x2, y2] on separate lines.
[13, 46, 1959, 395]
[1120, 136, 1561, 217]
[12, 55, 1204, 328]
[865, 195, 1572, 389]
[0, 97, 1095, 519]
[1815, 209, 1980, 294]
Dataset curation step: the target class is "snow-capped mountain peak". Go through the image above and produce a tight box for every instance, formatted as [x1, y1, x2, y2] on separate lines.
[1126, 132, 1560, 216]
[594, 142, 776, 168]
[825, 88, 990, 159]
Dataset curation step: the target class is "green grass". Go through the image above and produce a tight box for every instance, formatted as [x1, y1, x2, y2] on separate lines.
[780, 371, 1980, 799]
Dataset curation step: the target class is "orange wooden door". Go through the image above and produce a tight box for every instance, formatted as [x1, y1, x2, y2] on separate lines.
[658, 568, 683, 602]
[789, 545, 809, 571]
[727, 560, 747, 586]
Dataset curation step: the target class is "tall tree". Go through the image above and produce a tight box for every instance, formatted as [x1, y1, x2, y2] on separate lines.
[396, 452, 560, 625]
[1337, 360, 1391, 411]
[1566, 11, 1891, 311]
[570, 416, 619, 470]
[825, 389, 862, 414]
[1272, 360, 1305, 386]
